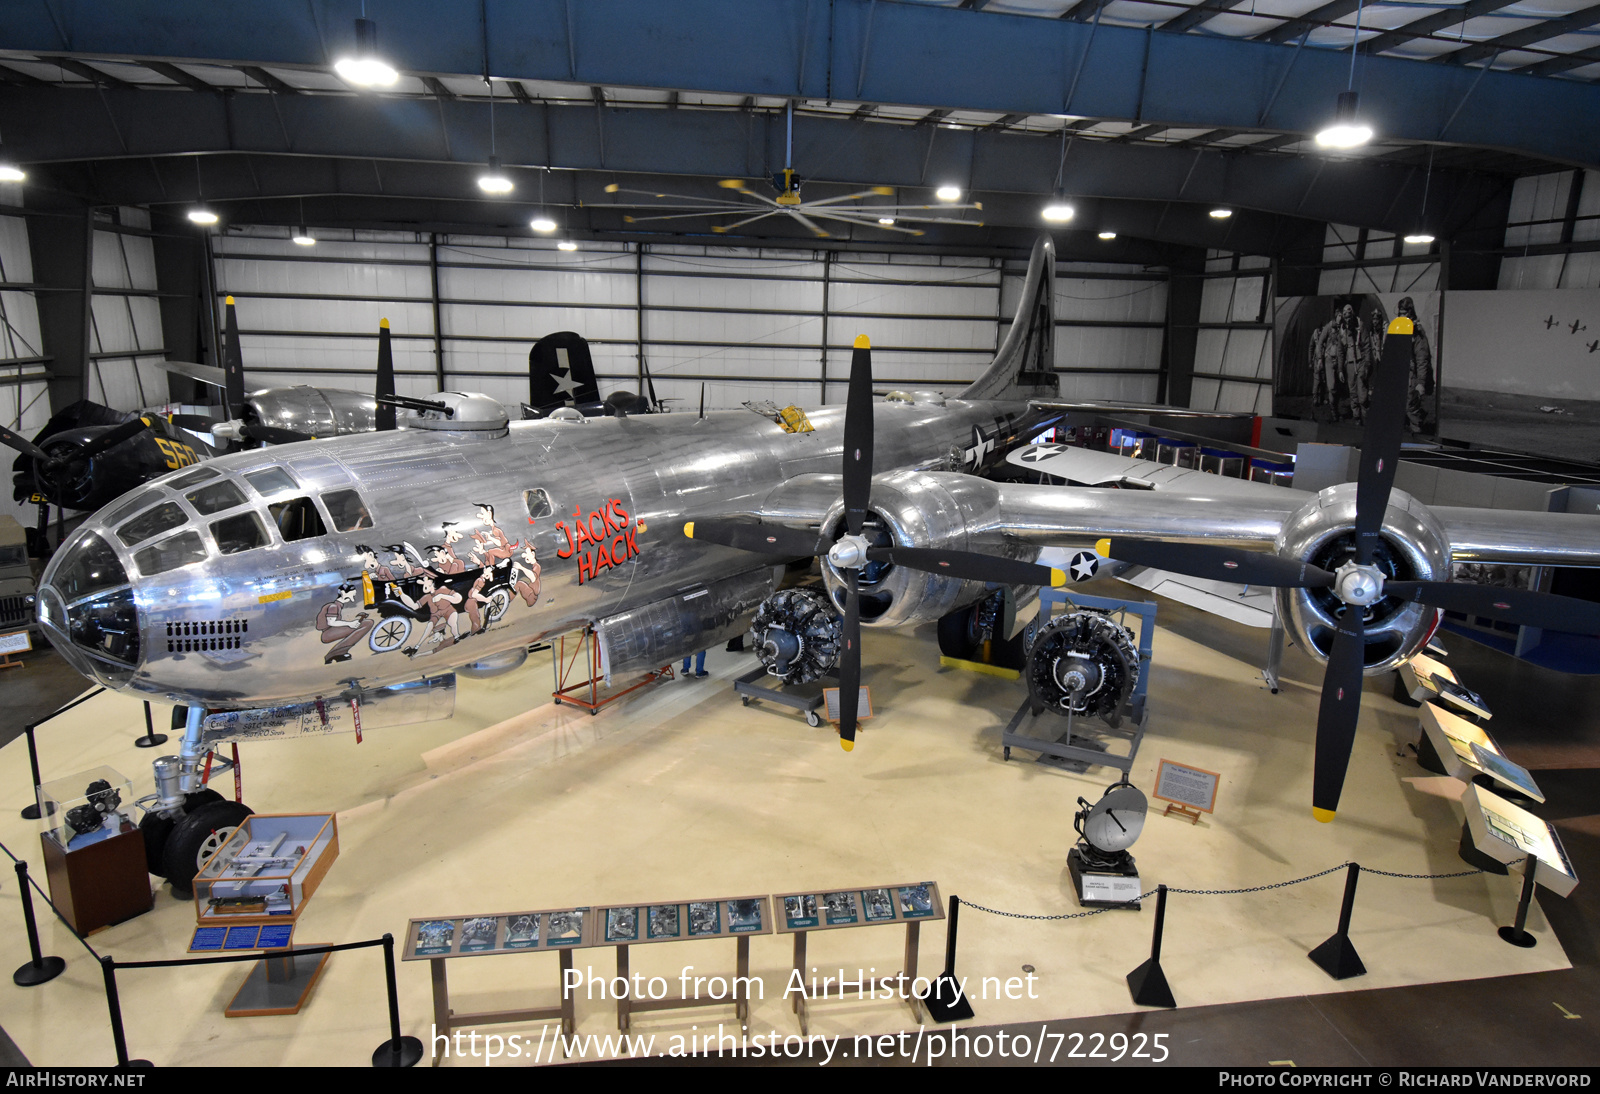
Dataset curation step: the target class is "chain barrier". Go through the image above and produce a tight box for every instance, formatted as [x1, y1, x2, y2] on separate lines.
[962, 860, 1494, 920]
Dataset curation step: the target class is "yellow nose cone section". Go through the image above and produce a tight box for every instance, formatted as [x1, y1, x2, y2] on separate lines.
[1388, 317, 1414, 336]
[683, 522, 695, 539]
[853, 335, 871, 349]
[1312, 807, 1337, 823]
[840, 739, 854, 752]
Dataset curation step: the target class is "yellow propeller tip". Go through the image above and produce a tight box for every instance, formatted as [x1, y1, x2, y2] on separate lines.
[1050, 568, 1067, 588]
[911, 229, 926, 236]
[711, 226, 727, 234]
[683, 522, 695, 539]
[604, 183, 620, 193]
[853, 335, 870, 349]
[379, 317, 390, 329]
[623, 216, 636, 223]
[871, 186, 894, 196]
[718, 179, 746, 189]
[840, 739, 854, 752]
[1095, 538, 1112, 558]
[973, 202, 983, 211]
[1312, 807, 1337, 823]
[224, 295, 235, 306]
[1387, 317, 1414, 335]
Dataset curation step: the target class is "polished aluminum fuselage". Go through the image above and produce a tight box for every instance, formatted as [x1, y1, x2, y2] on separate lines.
[41, 399, 1023, 707]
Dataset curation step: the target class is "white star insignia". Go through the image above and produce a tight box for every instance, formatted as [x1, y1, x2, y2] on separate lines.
[551, 369, 581, 397]
[1020, 443, 1066, 463]
[1069, 551, 1099, 582]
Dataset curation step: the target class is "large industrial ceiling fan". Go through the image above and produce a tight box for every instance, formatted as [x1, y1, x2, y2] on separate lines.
[593, 103, 984, 239]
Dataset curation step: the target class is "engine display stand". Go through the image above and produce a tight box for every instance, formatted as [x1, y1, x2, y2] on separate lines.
[1000, 590, 1154, 777]
[733, 664, 839, 729]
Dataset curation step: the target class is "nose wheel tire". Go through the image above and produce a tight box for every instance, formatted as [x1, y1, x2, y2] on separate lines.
[161, 800, 254, 894]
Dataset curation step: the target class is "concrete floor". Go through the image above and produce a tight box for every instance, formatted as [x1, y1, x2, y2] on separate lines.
[0, 580, 1592, 1067]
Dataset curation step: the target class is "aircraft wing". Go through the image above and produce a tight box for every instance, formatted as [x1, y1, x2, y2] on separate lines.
[1005, 441, 1290, 501]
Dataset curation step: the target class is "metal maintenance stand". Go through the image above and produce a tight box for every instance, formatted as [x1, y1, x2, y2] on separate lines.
[1000, 589, 1154, 777]
[733, 665, 839, 728]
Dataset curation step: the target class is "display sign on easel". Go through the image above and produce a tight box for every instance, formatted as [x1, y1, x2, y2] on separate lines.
[0, 629, 30, 669]
[1153, 759, 1220, 824]
[822, 686, 873, 723]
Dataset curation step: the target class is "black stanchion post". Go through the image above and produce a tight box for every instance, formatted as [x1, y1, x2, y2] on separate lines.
[1308, 863, 1367, 980]
[1499, 856, 1540, 949]
[20, 724, 46, 821]
[372, 933, 423, 1067]
[134, 701, 167, 750]
[12, 861, 65, 986]
[1126, 884, 1176, 1008]
[100, 956, 150, 1068]
[922, 895, 975, 1023]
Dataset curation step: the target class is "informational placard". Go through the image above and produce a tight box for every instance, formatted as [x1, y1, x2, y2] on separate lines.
[189, 926, 228, 952]
[401, 907, 592, 961]
[1462, 783, 1579, 897]
[189, 922, 294, 952]
[822, 687, 873, 723]
[0, 631, 31, 656]
[1153, 759, 1220, 814]
[1079, 874, 1142, 905]
[595, 896, 773, 946]
[774, 882, 943, 934]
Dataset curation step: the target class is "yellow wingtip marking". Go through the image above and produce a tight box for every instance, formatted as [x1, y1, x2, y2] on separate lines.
[840, 738, 854, 752]
[1312, 807, 1337, 823]
[853, 335, 870, 349]
[683, 522, 695, 539]
[1095, 538, 1112, 558]
[1388, 317, 1414, 335]
[1050, 568, 1067, 588]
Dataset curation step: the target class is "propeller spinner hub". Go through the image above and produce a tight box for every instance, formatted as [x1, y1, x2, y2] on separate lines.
[828, 533, 873, 571]
[1332, 561, 1386, 607]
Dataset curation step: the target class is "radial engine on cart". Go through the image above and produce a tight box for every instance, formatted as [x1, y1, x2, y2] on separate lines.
[1025, 609, 1140, 726]
[750, 587, 842, 685]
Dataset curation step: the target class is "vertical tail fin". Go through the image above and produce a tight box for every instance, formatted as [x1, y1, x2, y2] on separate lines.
[960, 235, 1059, 402]
[529, 331, 601, 412]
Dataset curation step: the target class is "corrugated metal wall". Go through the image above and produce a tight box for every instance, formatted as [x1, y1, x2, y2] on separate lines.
[1191, 251, 1273, 414]
[87, 209, 168, 412]
[213, 227, 1168, 411]
[0, 189, 48, 526]
[1499, 169, 1600, 290]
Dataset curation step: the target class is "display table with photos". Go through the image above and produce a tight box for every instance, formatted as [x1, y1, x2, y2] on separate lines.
[403, 906, 592, 1064]
[773, 881, 942, 1034]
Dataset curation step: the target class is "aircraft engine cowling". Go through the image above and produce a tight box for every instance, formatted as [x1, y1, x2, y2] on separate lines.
[1275, 483, 1450, 673]
[817, 470, 1035, 628]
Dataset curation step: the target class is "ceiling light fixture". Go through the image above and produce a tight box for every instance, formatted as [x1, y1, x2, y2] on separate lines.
[292, 227, 315, 246]
[334, 16, 399, 87]
[557, 240, 578, 251]
[477, 154, 513, 195]
[1098, 230, 1117, 241]
[1403, 233, 1436, 245]
[0, 164, 24, 183]
[1315, 91, 1374, 150]
[1209, 207, 1233, 219]
[530, 215, 557, 232]
[935, 184, 962, 202]
[1405, 149, 1437, 248]
[1040, 201, 1075, 223]
[187, 208, 219, 226]
[877, 217, 896, 227]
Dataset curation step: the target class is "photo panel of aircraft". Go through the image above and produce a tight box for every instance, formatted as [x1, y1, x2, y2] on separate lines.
[31, 236, 1600, 891]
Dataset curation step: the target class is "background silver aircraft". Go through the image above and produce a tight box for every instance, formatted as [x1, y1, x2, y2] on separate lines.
[31, 236, 1600, 888]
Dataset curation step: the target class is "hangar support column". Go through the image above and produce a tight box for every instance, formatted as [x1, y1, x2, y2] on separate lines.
[25, 202, 94, 411]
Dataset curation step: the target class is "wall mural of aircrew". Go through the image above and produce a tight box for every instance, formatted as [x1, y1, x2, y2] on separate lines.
[320, 503, 547, 661]
[1273, 291, 1440, 434]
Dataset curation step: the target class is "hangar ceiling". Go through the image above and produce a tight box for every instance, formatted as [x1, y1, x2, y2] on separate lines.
[1, 0, 1596, 259]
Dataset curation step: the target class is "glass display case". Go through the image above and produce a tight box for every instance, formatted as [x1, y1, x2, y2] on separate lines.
[38, 766, 137, 851]
[192, 813, 339, 926]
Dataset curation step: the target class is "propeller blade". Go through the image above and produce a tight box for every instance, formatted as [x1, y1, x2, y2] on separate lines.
[242, 423, 315, 445]
[683, 519, 822, 557]
[151, 359, 228, 389]
[222, 295, 247, 420]
[167, 414, 218, 433]
[1098, 537, 1335, 590]
[866, 546, 1065, 588]
[1389, 580, 1600, 634]
[838, 567, 860, 751]
[0, 422, 49, 463]
[1311, 622, 1367, 822]
[1352, 319, 1414, 565]
[842, 335, 874, 537]
[65, 417, 151, 463]
[375, 318, 396, 431]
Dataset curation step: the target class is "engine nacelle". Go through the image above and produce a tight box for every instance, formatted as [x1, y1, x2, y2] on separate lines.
[816, 470, 1038, 628]
[1276, 483, 1449, 673]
